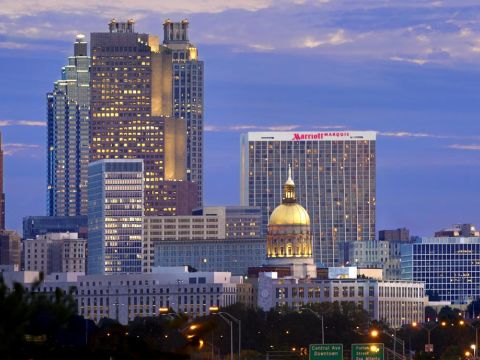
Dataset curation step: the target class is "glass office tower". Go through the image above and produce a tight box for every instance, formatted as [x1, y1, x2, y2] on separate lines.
[88, 159, 144, 274]
[47, 35, 90, 216]
[241, 131, 376, 266]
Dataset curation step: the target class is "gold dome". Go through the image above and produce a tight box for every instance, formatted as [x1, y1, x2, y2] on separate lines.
[268, 165, 310, 226]
[269, 203, 310, 226]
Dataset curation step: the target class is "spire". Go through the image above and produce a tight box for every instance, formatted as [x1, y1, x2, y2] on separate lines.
[283, 164, 296, 203]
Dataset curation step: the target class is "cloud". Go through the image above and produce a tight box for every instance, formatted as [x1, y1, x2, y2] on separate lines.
[205, 123, 347, 132]
[390, 56, 429, 65]
[0, 120, 46, 127]
[301, 30, 351, 48]
[448, 144, 480, 151]
[3, 143, 41, 156]
[379, 131, 443, 138]
[248, 43, 275, 51]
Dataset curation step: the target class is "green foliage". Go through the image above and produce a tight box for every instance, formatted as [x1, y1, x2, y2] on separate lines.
[0, 274, 77, 359]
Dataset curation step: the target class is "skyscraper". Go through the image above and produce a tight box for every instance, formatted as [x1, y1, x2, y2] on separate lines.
[88, 159, 144, 274]
[90, 19, 198, 216]
[0, 132, 5, 230]
[241, 131, 376, 266]
[47, 35, 90, 216]
[163, 19, 204, 206]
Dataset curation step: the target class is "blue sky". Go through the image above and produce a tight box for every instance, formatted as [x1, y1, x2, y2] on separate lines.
[0, 1, 479, 235]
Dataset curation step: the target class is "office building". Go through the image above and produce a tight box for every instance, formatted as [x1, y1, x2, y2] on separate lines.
[23, 232, 86, 274]
[378, 228, 410, 242]
[143, 206, 262, 272]
[257, 273, 426, 328]
[434, 224, 480, 237]
[47, 35, 90, 216]
[154, 238, 265, 275]
[0, 230, 20, 267]
[23, 215, 87, 239]
[90, 19, 198, 217]
[88, 159, 144, 275]
[163, 19, 204, 205]
[345, 240, 402, 280]
[241, 131, 376, 266]
[402, 236, 480, 304]
[1, 267, 242, 325]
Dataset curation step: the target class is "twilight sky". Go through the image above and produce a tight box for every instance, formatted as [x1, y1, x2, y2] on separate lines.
[0, 0, 479, 235]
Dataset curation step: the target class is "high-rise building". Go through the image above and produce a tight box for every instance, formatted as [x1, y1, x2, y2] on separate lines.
[163, 19, 204, 206]
[23, 232, 86, 274]
[87, 159, 144, 274]
[378, 228, 410, 242]
[23, 215, 88, 239]
[0, 132, 5, 230]
[90, 19, 198, 217]
[0, 230, 20, 267]
[241, 131, 376, 266]
[47, 35, 90, 216]
[401, 236, 480, 303]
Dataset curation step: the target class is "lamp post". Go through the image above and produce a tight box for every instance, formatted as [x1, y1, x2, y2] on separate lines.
[412, 321, 441, 353]
[210, 307, 241, 360]
[300, 307, 325, 344]
[459, 320, 480, 360]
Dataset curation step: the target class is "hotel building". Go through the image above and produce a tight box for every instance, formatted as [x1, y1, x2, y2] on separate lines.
[241, 131, 376, 266]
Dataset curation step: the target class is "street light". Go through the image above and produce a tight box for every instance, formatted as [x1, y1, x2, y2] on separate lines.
[471, 344, 476, 358]
[459, 319, 480, 359]
[209, 306, 241, 360]
[300, 307, 325, 344]
[370, 329, 379, 338]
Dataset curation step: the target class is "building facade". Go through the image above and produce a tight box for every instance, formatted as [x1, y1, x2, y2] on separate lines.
[90, 19, 198, 217]
[0, 132, 5, 230]
[434, 224, 480, 237]
[88, 159, 144, 274]
[0, 230, 20, 267]
[241, 131, 376, 266]
[23, 232, 86, 274]
[378, 228, 410, 242]
[142, 206, 262, 272]
[346, 240, 402, 280]
[47, 35, 90, 216]
[154, 238, 265, 275]
[401, 237, 480, 304]
[1, 267, 241, 325]
[23, 215, 88, 239]
[257, 273, 426, 328]
[163, 19, 204, 206]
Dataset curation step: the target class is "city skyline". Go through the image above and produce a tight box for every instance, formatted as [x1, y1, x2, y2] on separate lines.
[0, 3, 479, 235]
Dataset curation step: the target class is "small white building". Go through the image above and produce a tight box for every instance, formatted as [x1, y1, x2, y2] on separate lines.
[1, 266, 242, 325]
[23, 232, 86, 274]
[257, 272, 426, 328]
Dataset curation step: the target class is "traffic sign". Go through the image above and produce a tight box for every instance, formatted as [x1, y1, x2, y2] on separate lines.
[352, 343, 384, 360]
[309, 344, 343, 360]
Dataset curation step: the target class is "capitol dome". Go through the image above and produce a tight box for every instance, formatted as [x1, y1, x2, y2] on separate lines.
[269, 166, 310, 226]
[269, 203, 310, 226]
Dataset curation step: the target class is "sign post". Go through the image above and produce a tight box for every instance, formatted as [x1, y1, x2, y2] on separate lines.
[351, 343, 384, 360]
[309, 344, 343, 360]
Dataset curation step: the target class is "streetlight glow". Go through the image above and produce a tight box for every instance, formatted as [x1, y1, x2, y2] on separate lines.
[370, 329, 379, 338]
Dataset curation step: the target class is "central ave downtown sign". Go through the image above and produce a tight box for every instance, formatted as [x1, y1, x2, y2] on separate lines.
[309, 343, 384, 360]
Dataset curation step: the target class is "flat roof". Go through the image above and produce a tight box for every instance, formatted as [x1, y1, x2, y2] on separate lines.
[244, 131, 376, 142]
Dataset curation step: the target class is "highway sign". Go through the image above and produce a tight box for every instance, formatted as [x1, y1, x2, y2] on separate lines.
[352, 343, 384, 360]
[309, 344, 343, 360]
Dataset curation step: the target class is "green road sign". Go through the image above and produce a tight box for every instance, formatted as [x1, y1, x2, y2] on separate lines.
[309, 344, 343, 360]
[351, 343, 384, 360]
